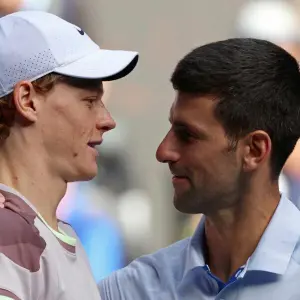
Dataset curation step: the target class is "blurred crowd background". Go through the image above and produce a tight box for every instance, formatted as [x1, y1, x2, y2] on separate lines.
[2, 0, 300, 284]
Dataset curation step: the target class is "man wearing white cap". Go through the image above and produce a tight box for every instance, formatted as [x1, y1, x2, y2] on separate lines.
[0, 10, 138, 300]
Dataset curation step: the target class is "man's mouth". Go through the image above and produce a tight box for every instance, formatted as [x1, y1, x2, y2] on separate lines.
[87, 140, 103, 148]
[170, 169, 188, 179]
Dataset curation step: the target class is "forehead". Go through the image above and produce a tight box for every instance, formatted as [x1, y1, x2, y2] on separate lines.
[43, 80, 104, 111]
[169, 92, 228, 138]
[52, 80, 104, 98]
[63, 78, 104, 93]
[169, 92, 229, 143]
[170, 93, 217, 122]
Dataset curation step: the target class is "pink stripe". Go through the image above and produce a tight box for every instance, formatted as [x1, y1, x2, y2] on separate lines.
[57, 238, 76, 254]
[0, 288, 21, 300]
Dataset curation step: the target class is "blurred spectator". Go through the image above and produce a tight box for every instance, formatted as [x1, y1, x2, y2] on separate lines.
[58, 182, 126, 283]
[117, 189, 152, 261]
[236, 0, 300, 207]
[0, 0, 52, 15]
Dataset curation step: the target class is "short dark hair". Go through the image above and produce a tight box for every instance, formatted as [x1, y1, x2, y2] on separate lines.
[171, 38, 300, 179]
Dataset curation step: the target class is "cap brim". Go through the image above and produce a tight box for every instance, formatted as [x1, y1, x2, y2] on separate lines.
[54, 49, 139, 81]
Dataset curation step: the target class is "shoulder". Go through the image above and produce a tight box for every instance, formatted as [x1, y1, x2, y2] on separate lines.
[0, 207, 46, 272]
[129, 237, 190, 275]
[99, 238, 190, 299]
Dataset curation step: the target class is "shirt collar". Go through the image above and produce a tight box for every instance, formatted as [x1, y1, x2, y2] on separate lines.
[183, 195, 300, 280]
[0, 183, 38, 214]
[247, 195, 300, 274]
[0, 183, 77, 245]
[182, 216, 206, 279]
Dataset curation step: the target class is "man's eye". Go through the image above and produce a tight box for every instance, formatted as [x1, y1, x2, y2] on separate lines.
[85, 98, 97, 108]
[174, 128, 193, 141]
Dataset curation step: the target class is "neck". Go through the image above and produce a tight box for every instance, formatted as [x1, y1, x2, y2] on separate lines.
[0, 139, 67, 231]
[204, 180, 280, 282]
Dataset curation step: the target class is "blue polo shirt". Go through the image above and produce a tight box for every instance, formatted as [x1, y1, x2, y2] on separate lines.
[99, 196, 300, 300]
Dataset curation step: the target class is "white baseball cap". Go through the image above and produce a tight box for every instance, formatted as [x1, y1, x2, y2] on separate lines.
[0, 11, 139, 97]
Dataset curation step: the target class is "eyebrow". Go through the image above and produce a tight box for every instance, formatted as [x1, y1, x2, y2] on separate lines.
[97, 86, 104, 95]
[168, 108, 175, 124]
[84, 85, 104, 96]
[87, 85, 104, 94]
[171, 120, 194, 130]
[169, 117, 209, 138]
[64, 77, 104, 93]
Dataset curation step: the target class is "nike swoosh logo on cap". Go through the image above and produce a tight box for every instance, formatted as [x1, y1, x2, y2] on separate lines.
[76, 28, 85, 35]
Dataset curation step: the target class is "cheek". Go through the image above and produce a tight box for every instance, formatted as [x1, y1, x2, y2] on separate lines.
[63, 126, 92, 159]
[185, 144, 233, 178]
[53, 107, 93, 137]
[184, 143, 217, 166]
[41, 115, 91, 154]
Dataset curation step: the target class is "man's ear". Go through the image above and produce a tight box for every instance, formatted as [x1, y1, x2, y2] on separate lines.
[242, 130, 271, 173]
[13, 81, 39, 123]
